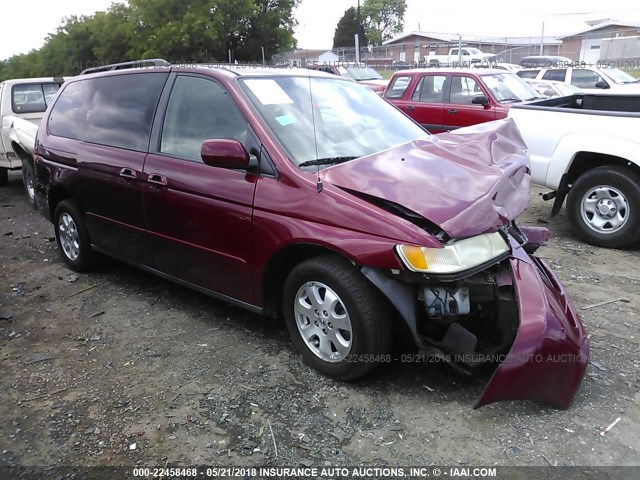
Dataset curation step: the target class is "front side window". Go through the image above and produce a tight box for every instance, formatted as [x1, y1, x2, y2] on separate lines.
[49, 73, 168, 151]
[571, 69, 606, 88]
[240, 76, 428, 167]
[12, 83, 61, 114]
[161, 76, 249, 162]
[450, 76, 481, 104]
[412, 75, 447, 102]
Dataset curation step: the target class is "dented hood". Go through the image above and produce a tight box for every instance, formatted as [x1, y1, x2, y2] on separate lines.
[321, 119, 530, 239]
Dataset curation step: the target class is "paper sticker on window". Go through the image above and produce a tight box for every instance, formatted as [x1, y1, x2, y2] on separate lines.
[275, 114, 295, 126]
[244, 79, 294, 105]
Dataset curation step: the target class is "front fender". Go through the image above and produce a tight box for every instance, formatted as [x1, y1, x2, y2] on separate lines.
[546, 133, 640, 188]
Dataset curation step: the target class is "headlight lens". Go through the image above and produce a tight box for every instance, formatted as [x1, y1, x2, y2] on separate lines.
[396, 232, 509, 274]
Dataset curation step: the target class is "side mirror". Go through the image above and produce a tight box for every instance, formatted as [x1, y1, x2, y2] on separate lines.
[201, 139, 249, 169]
[594, 81, 610, 89]
[472, 95, 489, 106]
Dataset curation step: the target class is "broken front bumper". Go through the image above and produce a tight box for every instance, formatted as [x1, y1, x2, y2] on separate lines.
[475, 246, 589, 409]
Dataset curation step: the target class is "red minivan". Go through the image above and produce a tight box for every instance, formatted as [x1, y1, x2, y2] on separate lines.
[34, 64, 587, 409]
[384, 69, 542, 133]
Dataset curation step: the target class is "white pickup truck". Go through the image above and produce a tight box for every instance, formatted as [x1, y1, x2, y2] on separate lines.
[0, 76, 66, 205]
[509, 93, 640, 248]
[425, 47, 495, 67]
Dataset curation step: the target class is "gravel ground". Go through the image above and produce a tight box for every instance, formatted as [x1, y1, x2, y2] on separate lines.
[1, 170, 639, 472]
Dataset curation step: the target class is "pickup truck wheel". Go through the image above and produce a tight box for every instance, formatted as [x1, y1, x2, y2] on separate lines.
[283, 255, 392, 381]
[54, 200, 95, 271]
[567, 167, 640, 248]
[0, 168, 7, 186]
[22, 161, 36, 208]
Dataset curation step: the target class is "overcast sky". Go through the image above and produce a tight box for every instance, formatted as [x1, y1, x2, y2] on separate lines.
[2, 0, 640, 60]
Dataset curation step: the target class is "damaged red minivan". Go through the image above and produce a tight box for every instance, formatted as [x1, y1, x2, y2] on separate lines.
[34, 65, 588, 409]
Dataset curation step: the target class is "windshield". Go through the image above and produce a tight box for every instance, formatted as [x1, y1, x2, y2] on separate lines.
[601, 68, 638, 84]
[338, 65, 383, 81]
[240, 76, 429, 167]
[467, 48, 482, 55]
[481, 73, 543, 102]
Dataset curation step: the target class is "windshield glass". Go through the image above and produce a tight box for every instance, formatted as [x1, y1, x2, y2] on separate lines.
[481, 73, 542, 102]
[338, 65, 383, 81]
[240, 76, 429, 167]
[601, 68, 638, 84]
[467, 48, 482, 55]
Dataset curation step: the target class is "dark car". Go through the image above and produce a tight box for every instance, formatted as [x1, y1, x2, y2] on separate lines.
[34, 63, 588, 409]
[518, 56, 574, 68]
[384, 68, 542, 133]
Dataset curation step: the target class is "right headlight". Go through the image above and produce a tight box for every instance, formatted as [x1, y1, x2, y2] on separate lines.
[396, 231, 510, 274]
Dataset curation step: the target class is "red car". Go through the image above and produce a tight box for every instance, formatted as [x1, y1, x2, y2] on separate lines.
[34, 64, 587, 409]
[384, 68, 542, 132]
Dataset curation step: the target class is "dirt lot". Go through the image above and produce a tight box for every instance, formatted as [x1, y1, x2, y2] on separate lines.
[1, 170, 639, 472]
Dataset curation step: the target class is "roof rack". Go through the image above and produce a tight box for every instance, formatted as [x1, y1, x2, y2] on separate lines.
[80, 59, 170, 75]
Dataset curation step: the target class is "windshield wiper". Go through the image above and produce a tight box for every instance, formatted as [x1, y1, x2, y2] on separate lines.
[499, 97, 523, 103]
[299, 156, 358, 167]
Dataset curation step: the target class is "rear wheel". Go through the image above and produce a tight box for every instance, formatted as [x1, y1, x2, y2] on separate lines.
[54, 200, 95, 271]
[567, 166, 640, 248]
[22, 161, 36, 208]
[283, 255, 392, 381]
[0, 168, 7, 186]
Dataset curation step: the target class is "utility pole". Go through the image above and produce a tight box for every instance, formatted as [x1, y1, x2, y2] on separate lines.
[355, 0, 361, 63]
[539, 20, 545, 55]
[458, 34, 462, 65]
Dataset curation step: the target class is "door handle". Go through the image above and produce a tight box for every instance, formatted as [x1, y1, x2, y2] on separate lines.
[147, 174, 167, 188]
[448, 109, 457, 114]
[405, 105, 415, 111]
[119, 168, 137, 182]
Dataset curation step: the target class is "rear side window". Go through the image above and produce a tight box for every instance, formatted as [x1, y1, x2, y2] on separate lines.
[160, 75, 249, 162]
[517, 70, 540, 79]
[542, 69, 566, 81]
[12, 83, 61, 114]
[571, 69, 606, 88]
[385, 75, 412, 99]
[49, 73, 168, 151]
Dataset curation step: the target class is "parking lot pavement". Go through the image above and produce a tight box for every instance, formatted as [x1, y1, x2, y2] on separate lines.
[1, 170, 639, 468]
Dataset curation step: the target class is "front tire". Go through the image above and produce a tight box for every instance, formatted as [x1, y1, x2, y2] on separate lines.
[283, 255, 392, 381]
[0, 168, 7, 186]
[22, 161, 36, 208]
[567, 166, 640, 248]
[54, 200, 95, 271]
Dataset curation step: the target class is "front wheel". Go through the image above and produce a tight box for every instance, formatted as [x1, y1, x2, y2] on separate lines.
[567, 166, 640, 248]
[22, 161, 36, 208]
[54, 200, 95, 271]
[283, 255, 392, 381]
[0, 168, 7, 186]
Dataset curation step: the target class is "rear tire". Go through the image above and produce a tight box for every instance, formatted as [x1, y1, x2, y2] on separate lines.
[54, 200, 95, 271]
[22, 161, 37, 208]
[283, 255, 392, 381]
[0, 168, 7, 186]
[567, 166, 640, 248]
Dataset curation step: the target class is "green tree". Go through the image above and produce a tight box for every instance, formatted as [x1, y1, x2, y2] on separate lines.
[333, 7, 366, 49]
[361, 0, 406, 45]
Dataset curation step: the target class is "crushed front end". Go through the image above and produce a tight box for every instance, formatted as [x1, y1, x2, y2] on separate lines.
[363, 224, 589, 409]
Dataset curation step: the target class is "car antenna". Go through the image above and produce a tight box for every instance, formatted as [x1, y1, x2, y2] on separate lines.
[307, 71, 323, 193]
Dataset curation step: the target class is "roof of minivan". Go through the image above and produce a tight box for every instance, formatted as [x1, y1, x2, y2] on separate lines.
[393, 68, 515, 75]
[73, 65, 338, 80]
